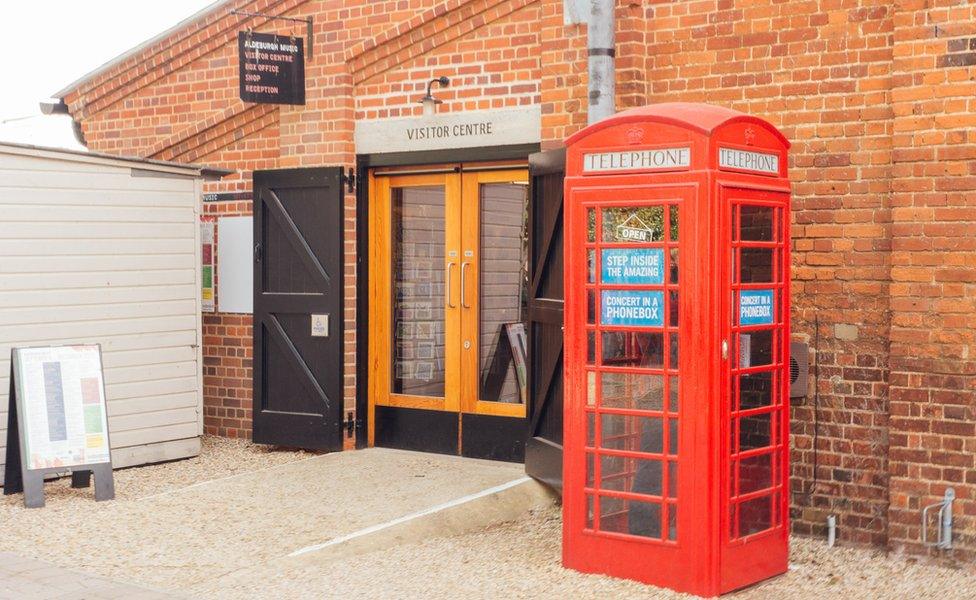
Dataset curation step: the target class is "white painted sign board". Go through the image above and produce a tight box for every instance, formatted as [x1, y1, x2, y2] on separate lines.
[4, 345, 116, 507]
[355, 106, 541, 155]
[718, 147, 779, 175]
[583, 147, 691, 173]
[311, 314, 329, 337]
[15, 345, 111, 470]
[217, 216, 254, 314]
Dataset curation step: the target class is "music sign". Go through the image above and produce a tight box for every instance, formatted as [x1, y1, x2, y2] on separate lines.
[239, 32, 305, 105]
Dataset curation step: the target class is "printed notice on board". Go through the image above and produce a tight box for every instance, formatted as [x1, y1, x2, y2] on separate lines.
[201, 220, 215, 313]
[602, 248, 665, 285]
[601, 290, 664, 327]
[739, 289, 774, 326]
[15, 346, 111, 470]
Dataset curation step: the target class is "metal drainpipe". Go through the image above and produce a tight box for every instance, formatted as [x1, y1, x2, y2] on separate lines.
[587, 0, 615, 124]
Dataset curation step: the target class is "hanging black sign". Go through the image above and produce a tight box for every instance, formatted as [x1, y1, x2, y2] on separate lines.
[238, 31, 305, 105]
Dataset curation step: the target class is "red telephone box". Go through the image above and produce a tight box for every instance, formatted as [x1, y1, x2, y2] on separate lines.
[562, 103, 791, 596]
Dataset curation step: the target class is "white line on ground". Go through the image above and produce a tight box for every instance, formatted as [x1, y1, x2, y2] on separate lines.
[288, 476, 532, 557]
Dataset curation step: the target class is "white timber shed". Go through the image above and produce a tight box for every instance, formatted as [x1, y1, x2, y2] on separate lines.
[0, 142, 228, 481]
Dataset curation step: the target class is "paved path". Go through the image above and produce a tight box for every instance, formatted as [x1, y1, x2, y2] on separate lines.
[0, 553, 177, 600]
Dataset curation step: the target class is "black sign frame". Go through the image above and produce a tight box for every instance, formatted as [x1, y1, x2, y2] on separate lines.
[239, 31, 306, 106]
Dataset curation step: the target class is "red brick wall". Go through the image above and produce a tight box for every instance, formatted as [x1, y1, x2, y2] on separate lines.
[539, 0, 588, 146]
[630, 0, 897, 547]
[887, 0, 976, 563]
[202, 200, 254, 438]
[60, 0, 976, 561]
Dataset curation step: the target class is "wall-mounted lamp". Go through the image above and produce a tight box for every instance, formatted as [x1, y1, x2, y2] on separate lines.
[419, 76, 450, 116]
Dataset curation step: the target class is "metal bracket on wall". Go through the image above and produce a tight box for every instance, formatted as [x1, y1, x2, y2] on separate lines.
[342, 168, 356, 194]
[921, 487, 955, 550]
[343, 411, 357, 439]
[230, 9, 314, 59]
[562, 0, 590, 25]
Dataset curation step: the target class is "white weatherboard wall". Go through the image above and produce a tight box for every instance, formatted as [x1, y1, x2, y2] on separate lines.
[0, 144, 209, 482]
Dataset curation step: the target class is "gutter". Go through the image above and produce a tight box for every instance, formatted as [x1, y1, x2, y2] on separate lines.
[0, 140, 232, 181]
[587, 0, 616, 124]
[39, 98, 87, 147]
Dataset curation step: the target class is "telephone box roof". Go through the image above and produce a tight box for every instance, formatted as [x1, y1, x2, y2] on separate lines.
[565, 102, 790, 148]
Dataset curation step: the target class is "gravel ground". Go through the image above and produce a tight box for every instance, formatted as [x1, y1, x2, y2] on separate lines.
[0, 437, 522, 591]
[195, 505, 976, 600]
[3, 437, 975, 599]
[0, 436, 316, 503]
[0, 437, 315, 584]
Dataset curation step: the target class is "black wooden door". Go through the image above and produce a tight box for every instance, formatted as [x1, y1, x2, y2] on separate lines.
[252, 167, 344, 450]
[525, 149, 566, 492]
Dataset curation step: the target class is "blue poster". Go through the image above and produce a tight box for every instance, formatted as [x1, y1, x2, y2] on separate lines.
[601, 248, 665, 285]
[601, 290, 665, 327]
[739, 289, 774, 326]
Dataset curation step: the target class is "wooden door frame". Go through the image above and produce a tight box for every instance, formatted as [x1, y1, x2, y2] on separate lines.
[368, 171, 462, 447]
[524, 147, 566, 489]
[355, 144, 540, 450]
[459, 169, 530, 419]
[367, 167, 530, 446]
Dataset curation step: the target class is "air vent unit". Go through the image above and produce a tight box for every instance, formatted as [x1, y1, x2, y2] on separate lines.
[789, 341, 810, 398]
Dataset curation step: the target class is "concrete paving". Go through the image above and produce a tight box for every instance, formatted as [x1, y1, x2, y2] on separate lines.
[0, 552, 177, 599]
[0, 447, 537, 593]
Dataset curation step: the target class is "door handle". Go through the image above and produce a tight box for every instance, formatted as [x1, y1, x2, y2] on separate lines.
[446, 262, 457, 308]
[461, 262, 471, 308]
[254, 243, 262, 263]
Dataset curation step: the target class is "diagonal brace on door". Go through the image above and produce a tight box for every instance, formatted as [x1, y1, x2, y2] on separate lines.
[264, 188, 332, 291]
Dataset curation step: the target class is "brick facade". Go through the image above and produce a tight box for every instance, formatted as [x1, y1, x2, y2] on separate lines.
[888, 0, 976, 560]
[201, 200, 254, 438]
[58, 0, 975, 561]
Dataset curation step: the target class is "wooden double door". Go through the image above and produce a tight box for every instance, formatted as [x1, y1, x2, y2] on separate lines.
[368, 166, 529, 461]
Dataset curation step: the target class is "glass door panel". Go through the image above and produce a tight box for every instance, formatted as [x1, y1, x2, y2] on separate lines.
[370, 167, 529, 452]
[460, 170, 530, 417]
[370, 172, 461, 415]
[582, 199, 681, 543]
[391, 186, 447, 397]
[725, 192, 788, 542]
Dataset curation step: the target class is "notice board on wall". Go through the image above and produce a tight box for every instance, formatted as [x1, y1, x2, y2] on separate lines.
[238, 31, 305, 105]
[217, 216, 254, 313]
[201, 220, 215, 313]
[4, 345, 115, 507]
